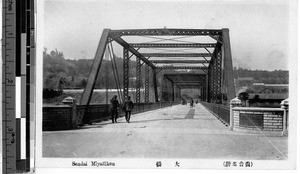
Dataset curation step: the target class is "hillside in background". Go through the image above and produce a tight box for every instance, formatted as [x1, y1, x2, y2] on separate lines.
[44, 48, 135, 90]
[43, 49, 289, 91]
[233, 67, 288, 84]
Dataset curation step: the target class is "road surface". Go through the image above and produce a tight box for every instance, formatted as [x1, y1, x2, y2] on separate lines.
[43, 103, 288, 160]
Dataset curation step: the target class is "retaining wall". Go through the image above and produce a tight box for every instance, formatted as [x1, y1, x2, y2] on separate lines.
[232, 107, 286, 136]
[43, 105, 73, 131]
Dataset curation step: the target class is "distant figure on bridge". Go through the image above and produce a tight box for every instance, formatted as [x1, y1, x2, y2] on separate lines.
[110, 95, 120, 123]
[123, 96, 134, 123]
[181, 98, 187, 105]
[190, 99, 194, 108]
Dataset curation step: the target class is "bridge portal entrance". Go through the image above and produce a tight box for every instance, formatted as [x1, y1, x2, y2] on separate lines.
[80, 28, 235, 110]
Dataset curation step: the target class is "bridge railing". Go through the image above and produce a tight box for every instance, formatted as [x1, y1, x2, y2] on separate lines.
[43, 101, 179, 131]
[200, 102, 230, 126]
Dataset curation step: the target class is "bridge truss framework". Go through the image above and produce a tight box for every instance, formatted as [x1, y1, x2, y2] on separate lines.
[80, 28, 235, 108]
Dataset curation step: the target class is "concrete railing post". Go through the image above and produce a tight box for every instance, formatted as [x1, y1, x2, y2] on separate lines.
[229, 97, 242, 131]
[280, 98, 289, 134]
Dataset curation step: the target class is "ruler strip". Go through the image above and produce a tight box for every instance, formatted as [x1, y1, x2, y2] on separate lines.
[2, 0, 17, 173]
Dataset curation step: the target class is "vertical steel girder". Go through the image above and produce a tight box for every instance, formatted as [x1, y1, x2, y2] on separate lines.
[208, 61, 213, 102]
[205, 28, 235, 104]
[176, 85, 181, 101]
[136, 57, 141, 103]
[161, 76, 175, 101]
[206, 73, 209, 102]
[172, 82, 175, 101]
[144, 65, 150, 103]
[202, 84, 206, 101]
[153, 68, 159, 102]
[161, 77, 168, 101]
[201, 77, 207, 101]
[123, 48, 129, 100]
[80, 29, 110, 106]
[208, 45, 222, 103]
[215, 49, 222, 101]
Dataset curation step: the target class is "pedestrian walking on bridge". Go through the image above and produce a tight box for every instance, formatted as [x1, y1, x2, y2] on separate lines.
[110, 95, 119, 123]
[190, 98, 194, 108]
[123, 96, 134, 123]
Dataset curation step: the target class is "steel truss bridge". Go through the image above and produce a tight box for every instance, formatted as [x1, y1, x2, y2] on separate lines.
[80, 28, 235, 110]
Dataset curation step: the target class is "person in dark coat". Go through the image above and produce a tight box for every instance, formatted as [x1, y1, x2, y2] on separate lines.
[110, 95, 119, 123]
[123, 96, 134, 123]
[190, 98, 194, 108]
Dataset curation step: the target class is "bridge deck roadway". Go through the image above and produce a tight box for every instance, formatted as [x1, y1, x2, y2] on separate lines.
[43, 103, 287, 160]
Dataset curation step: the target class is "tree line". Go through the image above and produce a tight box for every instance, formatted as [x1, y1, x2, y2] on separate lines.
[44, 48, 141, 90]
[43, 49, 289, 90]
[233, 67, 288, 84]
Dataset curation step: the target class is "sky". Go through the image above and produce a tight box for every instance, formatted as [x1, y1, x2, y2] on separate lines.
[43, 0, 295, 70]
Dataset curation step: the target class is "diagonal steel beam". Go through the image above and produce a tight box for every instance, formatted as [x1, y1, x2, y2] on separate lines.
[129, 43, 217, 48]
[141, 53, 211, 57]
[109, 34, 156, 69]
[209, 35, 223, 44]
[80, 29, 110, 106]
[164, 76, 174, 83]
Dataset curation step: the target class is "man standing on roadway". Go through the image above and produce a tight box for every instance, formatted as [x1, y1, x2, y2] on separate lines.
[110, 95, 119, 123]
[123, 96, 134, 123]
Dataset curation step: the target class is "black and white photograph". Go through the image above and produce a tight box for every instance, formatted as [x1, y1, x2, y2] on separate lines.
[35, 0, 297, 171]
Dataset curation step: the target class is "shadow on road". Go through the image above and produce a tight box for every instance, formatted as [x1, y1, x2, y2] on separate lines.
[184, 109, 195, 119]
[129, 118, 173, 123]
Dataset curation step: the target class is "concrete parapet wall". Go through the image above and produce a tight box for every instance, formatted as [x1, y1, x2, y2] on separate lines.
[43, 101, 178, 131]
